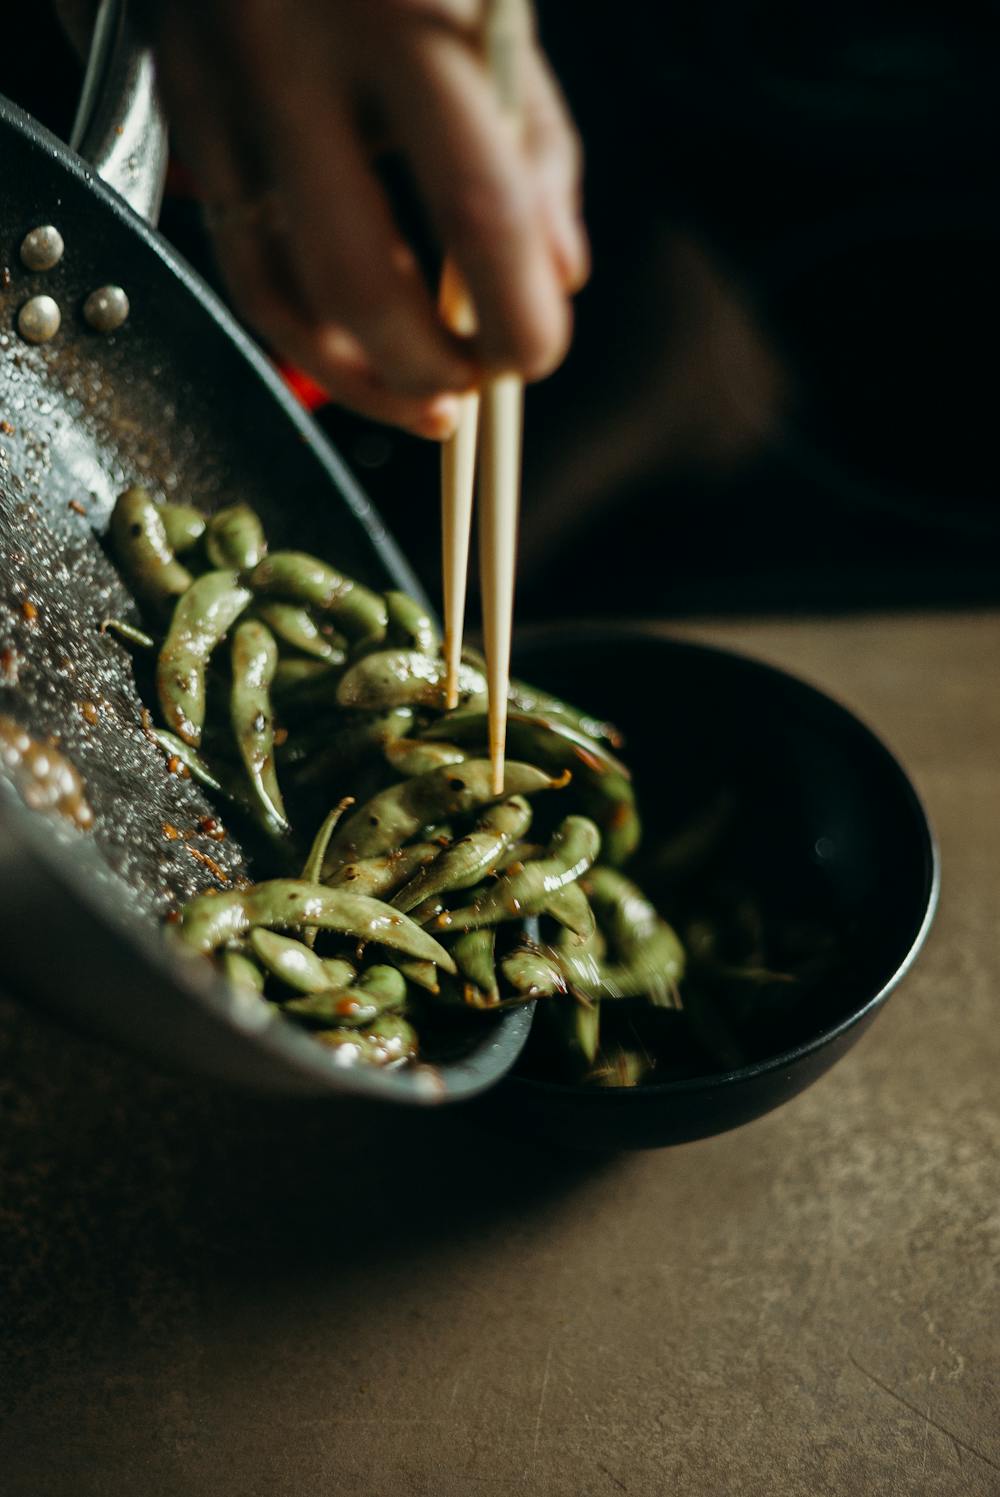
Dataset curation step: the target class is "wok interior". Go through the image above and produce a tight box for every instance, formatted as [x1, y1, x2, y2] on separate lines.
[0, 98, 413, 924]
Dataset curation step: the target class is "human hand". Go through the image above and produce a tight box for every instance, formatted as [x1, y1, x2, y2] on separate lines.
[140, 0, 588, 437]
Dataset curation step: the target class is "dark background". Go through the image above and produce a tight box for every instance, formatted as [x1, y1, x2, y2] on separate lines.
[4, 0, 1000, 618]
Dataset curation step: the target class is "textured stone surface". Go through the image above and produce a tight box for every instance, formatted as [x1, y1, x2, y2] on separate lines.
[1, 611, 998, 1497]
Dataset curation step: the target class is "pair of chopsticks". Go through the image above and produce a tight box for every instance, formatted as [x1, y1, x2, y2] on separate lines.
[440, 0, 530, 797]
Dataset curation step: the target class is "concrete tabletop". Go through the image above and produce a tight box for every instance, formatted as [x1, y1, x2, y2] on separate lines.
[1, 611, 997, 1497]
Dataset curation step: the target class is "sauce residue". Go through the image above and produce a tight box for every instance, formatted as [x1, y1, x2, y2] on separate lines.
[0, 715, 94, 830]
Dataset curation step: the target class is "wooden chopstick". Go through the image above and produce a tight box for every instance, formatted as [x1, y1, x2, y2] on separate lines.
[439, 0, 531, 789]
[478, 0, 531, 793]
[478, 373, 523, 793]
[439, 264, 479, 711]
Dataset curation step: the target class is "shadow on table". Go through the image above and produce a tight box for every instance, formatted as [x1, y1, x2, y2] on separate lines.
[0, 995, 618, 1390]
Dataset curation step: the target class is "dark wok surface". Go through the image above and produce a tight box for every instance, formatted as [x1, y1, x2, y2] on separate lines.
[0, 95, 532, 1102]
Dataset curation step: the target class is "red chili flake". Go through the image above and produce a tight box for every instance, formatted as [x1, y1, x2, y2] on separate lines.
[0, 419, 14, 436]
[0, 647, 19, 685]
[161, 822, 180, 840]
[164, 909, 182, 925]
[335, 998, 361, 1017]
[272, 726, 288, 747]
[68, 499, 87, 517]
[166, 754, 183, 775]
[185, 844, 231, 885]
[20, 600, 38, 624]
[79, 700, 99, 726]
[198, 815, 226, 842]
[140, 707, 156, 741]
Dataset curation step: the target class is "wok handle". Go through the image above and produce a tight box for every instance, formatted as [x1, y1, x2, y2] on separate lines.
[69, 0, 168, 226]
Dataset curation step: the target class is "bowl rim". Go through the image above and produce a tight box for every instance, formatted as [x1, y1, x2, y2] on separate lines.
[507, 621, 941, 1099]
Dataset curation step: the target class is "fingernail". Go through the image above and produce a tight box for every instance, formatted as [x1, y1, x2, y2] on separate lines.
[559, 216, 591, 293]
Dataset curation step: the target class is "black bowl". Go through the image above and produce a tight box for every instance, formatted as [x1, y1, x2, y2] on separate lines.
[489, 625, 939, 1149]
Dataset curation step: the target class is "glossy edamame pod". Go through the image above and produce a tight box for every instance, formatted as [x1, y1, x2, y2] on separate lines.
[283, 965, 408, 1026]
[249, 551, 388, 641]
[99, 617, 156, 649]
[422, 709, 627, 779]
[230, 618, 287, 829]
[159, 501, 207, 555]
[313, 1013, 418, 1066]
[584, 867, 685, 1005]
[254, 601, 347, 663]
[250, 929, 356, 994]
[157, 569, 252, 745]
[205, 502, 268, 570]
[110, 486, 193, 612]
[301, 799, 356, 885]
[290, 708, 414, 788]
[422, 709, 639, 864]
[383, 954, 441, 994]
[221, 948, 267, 993]
[382, 738, 467, 777]
[272, 657, 339, 696]
[336, 649, 486, 711]
[384, 591, 440, 654]
[321, 760, 564, 874]
[501, 946, 568, 998]
[506, 676, 623, 749]
[326, 842, 441, 898]
[451, 928, 499, 1004]
[545, 994, 601, 1066]
[392, 796, 533, 912]
[446, 816, 601, 936]
[176, 881, 457, 970]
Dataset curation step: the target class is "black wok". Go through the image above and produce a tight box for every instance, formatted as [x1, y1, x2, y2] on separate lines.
[0, 19, 531, 1104]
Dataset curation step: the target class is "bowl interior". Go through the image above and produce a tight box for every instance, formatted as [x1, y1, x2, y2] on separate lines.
[511, 626, 936, 1086]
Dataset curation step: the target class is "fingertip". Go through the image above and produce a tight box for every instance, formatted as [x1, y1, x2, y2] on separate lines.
[416, 395, 461, 441]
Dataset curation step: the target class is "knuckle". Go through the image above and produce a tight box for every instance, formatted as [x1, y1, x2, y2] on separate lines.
[446, 175, 530, 257]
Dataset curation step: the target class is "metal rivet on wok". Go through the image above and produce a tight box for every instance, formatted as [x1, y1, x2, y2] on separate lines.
[19, 225, 64, 272]
[17, 295, 61, 344]
[83, 285, 130, 333]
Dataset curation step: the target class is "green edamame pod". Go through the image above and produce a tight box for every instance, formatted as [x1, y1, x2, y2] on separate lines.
[290, 708, 414, 788]
[110, 486, 193, 612]
[446, 816, 601, 936]
[254, 601, 347, 663]
[321, 759, 563, 874]
[159, 501, 207, 555]
[157, 569, 252, 745]
[249, 551, 388, 641]
[547, 994, 601, 1066]
[283, 965, 408, 1027]
[383, 954, 440, 993]
[313, 1013, 418, 1066]
[176, 881, 457, 971]
[584, 867, 685, 1005]
[392, 796, 533, 912]
[384, 591, 440, 654]
[501, 946, 567, 998]
[205, 502, 268, 570]
[230, 618, 287, 830]
[507, 676, 623, 749]
[336, 649, 486, 711]
[451, 928, 499, 1004]
[250, 929, 356, 994]
[383, 737, 467, 777]
[99, 618, 156, 649]
[326, 841, 441, 898]
[221, 948, 267, 993]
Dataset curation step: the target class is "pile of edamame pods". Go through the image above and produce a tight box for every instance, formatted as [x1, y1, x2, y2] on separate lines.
[110, 485, 816, 1084]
